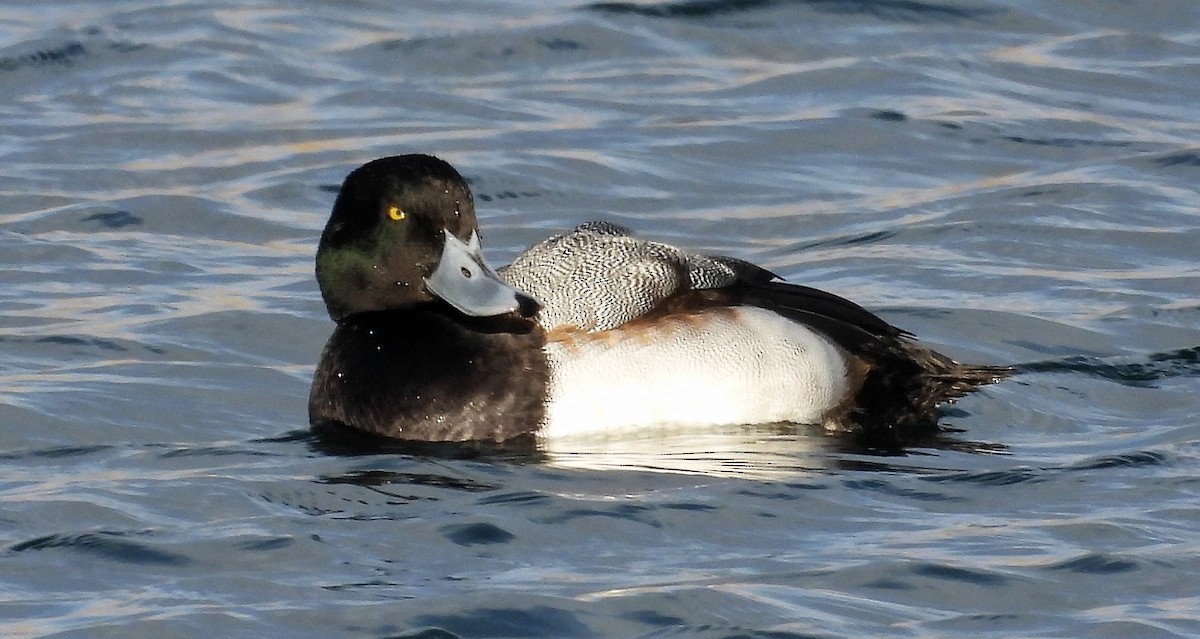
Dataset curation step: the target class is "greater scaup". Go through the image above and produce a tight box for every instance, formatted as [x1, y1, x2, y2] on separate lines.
[309, 154, 1008, 444]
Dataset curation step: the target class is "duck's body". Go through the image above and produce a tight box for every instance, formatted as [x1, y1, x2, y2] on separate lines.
[309, 154, 1007, 445]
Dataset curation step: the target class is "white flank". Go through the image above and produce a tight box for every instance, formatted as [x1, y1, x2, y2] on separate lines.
[540, 306, 850, 439]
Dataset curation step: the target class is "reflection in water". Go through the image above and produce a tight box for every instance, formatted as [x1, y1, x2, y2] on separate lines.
[545, 424, 1010, 478]
[307, 420, 1006, 481]
[307, 421, 543, 461]
[540, 424, 834, 479]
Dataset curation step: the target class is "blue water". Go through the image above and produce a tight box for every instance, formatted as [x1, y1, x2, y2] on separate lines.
[2, 1, 1200, 637]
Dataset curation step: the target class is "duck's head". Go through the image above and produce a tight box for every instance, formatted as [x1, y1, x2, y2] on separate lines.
[316, 154, 538, 321]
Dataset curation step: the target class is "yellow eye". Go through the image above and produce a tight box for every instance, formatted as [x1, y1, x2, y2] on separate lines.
[387, 206, 406, 221]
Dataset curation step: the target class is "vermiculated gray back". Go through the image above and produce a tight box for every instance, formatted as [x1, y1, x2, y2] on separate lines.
[501, 221, 777, 332]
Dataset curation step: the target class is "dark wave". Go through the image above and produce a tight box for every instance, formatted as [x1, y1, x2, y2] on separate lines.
[8, 531, 190, 566]
[0, 334, 165, 356]
[317, 469, 498, 493]
[910, 561, 1010, 586]
[534, 503, 662, 527]
[410, 606, 591, 639]
[1001, 135, 1135, 149]
[843, 477, 962, 501]
[158, 445, 281, 459]
[475, 190, 544, 203]
[438, 522, 516, 546]
[0, 41, 88, 71]
[588, 0, 993, 21]
[1070, 450, 1170, 471]
[1017, 346, 1200, 387]
[383, 628, 463, 639]
[1152, 151, 1200, 168]
[82, 210, 144, 229]
[801, 229, 897, 250]
[0, 444, 113, 461]
[475, 490, 552, 506]
[1045, 552, 1141, 575]
[923, 467, 1046, 486]
[870, 109, 909, 122]
[0, 33, 145, 73]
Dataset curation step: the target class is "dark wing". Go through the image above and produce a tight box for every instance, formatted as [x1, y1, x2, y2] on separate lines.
[504, 220, 910, 347]
[738, 279, 909, 354]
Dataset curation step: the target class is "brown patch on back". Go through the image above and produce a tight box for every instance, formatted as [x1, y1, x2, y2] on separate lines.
[543, 290, 742, 350]
[545, 323, 586, 343]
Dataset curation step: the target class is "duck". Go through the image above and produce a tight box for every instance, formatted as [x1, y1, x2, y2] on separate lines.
[309, 154, 1008, 445]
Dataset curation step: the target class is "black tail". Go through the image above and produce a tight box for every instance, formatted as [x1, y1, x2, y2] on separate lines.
[842, 339, 1011, 446]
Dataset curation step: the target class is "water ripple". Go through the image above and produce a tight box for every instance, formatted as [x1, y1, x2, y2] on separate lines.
[1045, 552, 1142, 575]
[9, 531, 190, 566]
[1019, 346, 1200, 387]
[588, 0, 993, 21]
[909, 561, 1011, 586]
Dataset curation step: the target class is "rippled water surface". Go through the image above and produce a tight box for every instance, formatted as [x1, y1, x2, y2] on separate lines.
[3, 1, 1200, 637]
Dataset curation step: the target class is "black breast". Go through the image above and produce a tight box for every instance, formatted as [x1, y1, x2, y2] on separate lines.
[308, 309, 549, 442]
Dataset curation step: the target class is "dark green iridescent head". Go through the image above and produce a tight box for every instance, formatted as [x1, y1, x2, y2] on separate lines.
[316, 154, 531, 321]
